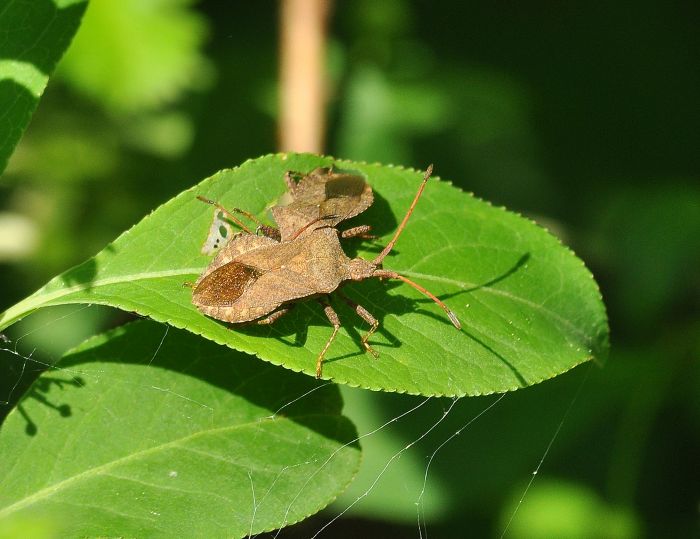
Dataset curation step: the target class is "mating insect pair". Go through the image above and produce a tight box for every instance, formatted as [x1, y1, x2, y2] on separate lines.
[190, 165, 460, 378]
[199, 166, 374, 254]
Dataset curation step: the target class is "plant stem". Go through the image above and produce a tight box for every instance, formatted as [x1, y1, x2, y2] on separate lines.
[279, 0, 330, 153]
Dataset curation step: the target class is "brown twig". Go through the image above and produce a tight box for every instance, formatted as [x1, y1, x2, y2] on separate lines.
[279, 0, 330, 153]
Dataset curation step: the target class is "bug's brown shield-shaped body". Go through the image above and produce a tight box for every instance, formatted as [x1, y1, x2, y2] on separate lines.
[272, 167, 374, 240]
[193, 228, 370, 323]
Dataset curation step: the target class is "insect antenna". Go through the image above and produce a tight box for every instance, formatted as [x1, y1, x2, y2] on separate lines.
[196, 195, 253, 234]
[289, 214, 340, 241]
[372, 164, 433, 265]
[368, 165, 460, 329]
[373, 269, 461, 329]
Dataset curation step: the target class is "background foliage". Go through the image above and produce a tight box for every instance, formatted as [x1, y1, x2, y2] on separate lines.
[1, 1, 698, 537]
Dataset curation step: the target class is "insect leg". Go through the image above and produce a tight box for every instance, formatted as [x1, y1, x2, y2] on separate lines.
[336, 291, 380, 358]
[256, 224, 281, 241]
[198, 196, 281, 239]
[316, 298, 341, 379]
[223, 207, 282, 240]
[340, 225, 375, 240]
[255, 306, 293, 325]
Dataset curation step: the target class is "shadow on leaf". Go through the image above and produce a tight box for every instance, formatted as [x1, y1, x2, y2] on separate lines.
[14, 375, 84, 435]
[52, 320, 358, 448]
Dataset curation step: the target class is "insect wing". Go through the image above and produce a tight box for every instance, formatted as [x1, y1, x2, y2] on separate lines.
[272, 168, 373, 240]
[292, 167, 331, 201]
[203, 233, 278, 276]
[320, 174, 373, 219]
[324, 174, 367, 198]
[193, 262, 262, 307]
[201, 208, 235, 255]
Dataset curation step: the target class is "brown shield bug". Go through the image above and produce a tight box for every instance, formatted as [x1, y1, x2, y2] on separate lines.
[191, 165, 460, 379]
[271, 167, 374, 241]
[197, 167, 374, 252]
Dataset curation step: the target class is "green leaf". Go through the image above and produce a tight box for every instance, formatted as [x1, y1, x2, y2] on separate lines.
[0, 153, 609, 396]
[0, 320, 360, 537]
[0, 0, 88, 174]
[57, 0, 211, 113]
[500, 479, 640, 539]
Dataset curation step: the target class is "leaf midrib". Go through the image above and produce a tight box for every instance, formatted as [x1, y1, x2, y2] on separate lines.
[0, 264, 593, 348]
[0, 412, 338, 518]
[0, 267, 202, 329]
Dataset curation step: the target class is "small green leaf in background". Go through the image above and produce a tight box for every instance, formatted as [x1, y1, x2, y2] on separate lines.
[0, 320, 360, 538]
[499, 479, 640, 539]
[0, 0, 88, 174]
[0, 153, 609, 396]
[57, 0, 211, 114]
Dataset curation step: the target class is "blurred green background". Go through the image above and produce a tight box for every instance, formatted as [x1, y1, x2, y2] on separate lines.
[1, 1, 698, 537]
